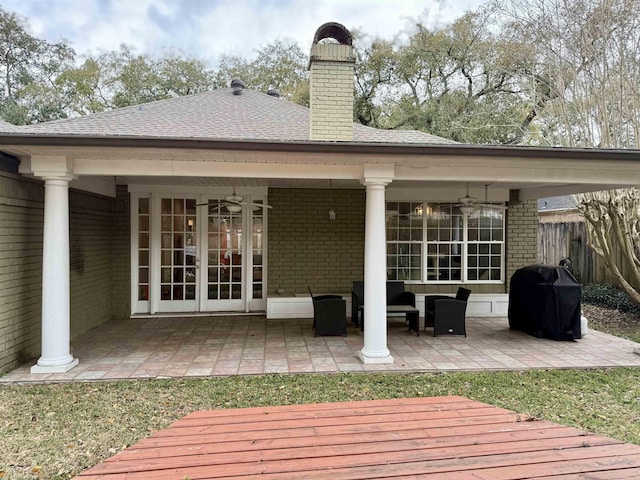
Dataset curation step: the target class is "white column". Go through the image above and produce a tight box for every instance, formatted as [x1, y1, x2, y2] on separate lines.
[359, 180, 394, 364]
[31, 176, 79, 373]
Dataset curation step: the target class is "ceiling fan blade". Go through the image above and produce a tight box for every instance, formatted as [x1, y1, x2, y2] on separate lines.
[240, 201, 273, 209]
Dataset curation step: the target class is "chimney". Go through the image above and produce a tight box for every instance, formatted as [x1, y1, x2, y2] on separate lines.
[308, 22, 355, 141]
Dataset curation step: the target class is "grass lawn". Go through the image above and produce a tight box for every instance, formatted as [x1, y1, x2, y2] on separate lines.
[1, 368, 640, 479]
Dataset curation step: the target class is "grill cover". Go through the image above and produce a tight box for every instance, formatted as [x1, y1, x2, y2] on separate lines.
[508, 265, 581, 340]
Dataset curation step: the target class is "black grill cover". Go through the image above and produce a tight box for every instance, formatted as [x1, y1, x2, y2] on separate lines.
[508, 265, 581, 340]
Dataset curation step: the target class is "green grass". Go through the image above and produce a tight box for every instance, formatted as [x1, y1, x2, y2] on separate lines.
[2, 369, 640, 479]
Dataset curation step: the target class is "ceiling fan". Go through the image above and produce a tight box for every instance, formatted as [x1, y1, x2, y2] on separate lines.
[455, 183, 501, 215]
[196, 186, 273, 213]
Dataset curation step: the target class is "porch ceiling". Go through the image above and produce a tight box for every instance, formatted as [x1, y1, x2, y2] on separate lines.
[114, 175, 626, 199]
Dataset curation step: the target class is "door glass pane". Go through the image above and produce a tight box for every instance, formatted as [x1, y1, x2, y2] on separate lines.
[160, 197, 197, 304]
[252, 204, 264, 299]
[137, 197, 150, 301]
[207, 200, 242, 301]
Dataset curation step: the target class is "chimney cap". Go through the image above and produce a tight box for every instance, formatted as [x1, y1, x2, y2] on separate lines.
[312, 22, 352, 46]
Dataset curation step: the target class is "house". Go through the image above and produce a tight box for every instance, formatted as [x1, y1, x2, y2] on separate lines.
[1, 22, 640, 374]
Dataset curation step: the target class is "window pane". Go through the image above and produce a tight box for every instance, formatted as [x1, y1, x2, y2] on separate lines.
[138, 267, 149, 283]
[185, 285, 196, 300]
[161, 285, 171, 300]
[139, 198, 150, 214]
[138, 286, 148, 301]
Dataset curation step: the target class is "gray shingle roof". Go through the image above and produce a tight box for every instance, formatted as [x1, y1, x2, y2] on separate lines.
[10, 88, 454, 145]
[0, 120, 17, 132]
[538, 195, 577, 211]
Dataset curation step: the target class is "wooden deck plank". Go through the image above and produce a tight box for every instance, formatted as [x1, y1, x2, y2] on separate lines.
[530, 467, 640, 479]
[87, 434, 623, 474]
[117, 425, 582, 460]
[181, 395, 472, 419]
[79, 447, 640, 480]
[149, 412, 521, 439]
[158, 405, 509, 436]
[131, 419, 570, 450]
[74, 397, 640, 480]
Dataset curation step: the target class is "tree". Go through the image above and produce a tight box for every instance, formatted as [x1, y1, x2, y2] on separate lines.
[352, 10, 535, 144]
[214, 40, 309, 104]
[501, 0, 640, 304]
[57, 45, 215, 115]
[575, 189, 640, 303]
[0, 6, 75, 124]
[352, 33, 395, 128]
[491, 0, 640, 148]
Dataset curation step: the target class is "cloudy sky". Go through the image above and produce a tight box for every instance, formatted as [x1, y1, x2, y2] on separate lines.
[3, 0, 486, 65]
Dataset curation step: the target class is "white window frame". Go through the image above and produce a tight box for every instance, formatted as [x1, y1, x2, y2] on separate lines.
[386, 201, 505, 284]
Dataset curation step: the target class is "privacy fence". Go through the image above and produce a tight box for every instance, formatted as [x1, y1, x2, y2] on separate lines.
[538, 213, 639, 289]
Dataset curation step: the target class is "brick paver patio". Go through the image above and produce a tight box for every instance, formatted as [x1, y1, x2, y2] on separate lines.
[2, 316, 640, 383]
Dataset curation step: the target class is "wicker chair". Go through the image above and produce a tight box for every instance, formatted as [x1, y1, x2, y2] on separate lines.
[425, 287, 471, 337]
[308, 287, 347, 337]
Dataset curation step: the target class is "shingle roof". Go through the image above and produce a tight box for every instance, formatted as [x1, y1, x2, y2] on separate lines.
[10, 88, 454, 145]
[0, 120, 17, 132]
[538, 195, 577, 211]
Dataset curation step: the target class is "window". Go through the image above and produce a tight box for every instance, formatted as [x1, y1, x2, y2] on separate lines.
[386, 202, 504, 283]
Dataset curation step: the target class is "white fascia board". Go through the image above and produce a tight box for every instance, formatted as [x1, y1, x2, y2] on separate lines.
[74, 158, 362, 180]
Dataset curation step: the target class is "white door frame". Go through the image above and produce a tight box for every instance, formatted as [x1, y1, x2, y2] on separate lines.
[129, 185, 268, 315]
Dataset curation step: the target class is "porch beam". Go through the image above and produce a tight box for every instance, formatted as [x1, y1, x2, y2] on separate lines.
[359, 165, 394, 364]
[31, 173, 79, 374]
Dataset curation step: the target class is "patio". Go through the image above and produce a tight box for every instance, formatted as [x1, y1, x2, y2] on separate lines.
[2, 315, 640, 383]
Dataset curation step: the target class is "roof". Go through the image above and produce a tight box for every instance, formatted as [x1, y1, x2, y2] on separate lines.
[0, 120, 17, 132]
[538, 195, 577, 212]
[7, 88, 454, 145]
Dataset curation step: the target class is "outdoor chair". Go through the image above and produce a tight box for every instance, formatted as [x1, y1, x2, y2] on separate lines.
[351, 281, 365, 327]
[351, 281, 417, 329]
[425, 287, 471, 337]
[308, 287, 347, 337]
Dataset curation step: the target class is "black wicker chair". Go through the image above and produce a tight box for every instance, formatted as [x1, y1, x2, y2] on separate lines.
[425, 287, 471, 337]
[351, 281, 416, 329]
[351, 281, 365, 327]
[308, 287, 347, 337]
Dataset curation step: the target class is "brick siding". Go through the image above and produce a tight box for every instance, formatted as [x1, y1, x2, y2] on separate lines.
[0, 171, 118, 374]
[309, 43, 355, 141]
[111, 185, 131, 319]
[267, 188, 365, 295]
[0, 172, 44, 373]
[506, 189, 539, 289]
[69, 190, 115, 337]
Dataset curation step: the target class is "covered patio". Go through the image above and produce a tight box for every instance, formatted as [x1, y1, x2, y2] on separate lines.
[2, 315, 639, 383]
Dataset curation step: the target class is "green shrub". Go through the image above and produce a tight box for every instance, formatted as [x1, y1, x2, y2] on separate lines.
[581, 283, 640, 313]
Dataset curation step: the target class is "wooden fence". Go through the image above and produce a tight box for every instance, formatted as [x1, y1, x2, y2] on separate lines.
[538, 216, 639, 289]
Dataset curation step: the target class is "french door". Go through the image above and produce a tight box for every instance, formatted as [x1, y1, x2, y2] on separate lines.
[132, 190, 266, 315]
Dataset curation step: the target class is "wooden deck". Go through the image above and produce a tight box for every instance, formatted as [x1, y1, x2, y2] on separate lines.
[75, 396, 640, 479]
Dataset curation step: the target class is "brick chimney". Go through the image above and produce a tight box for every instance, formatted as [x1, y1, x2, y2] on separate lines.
[308, 22, 356, 141]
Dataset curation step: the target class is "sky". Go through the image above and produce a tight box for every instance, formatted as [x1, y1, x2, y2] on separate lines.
[3, 0, 486, 66]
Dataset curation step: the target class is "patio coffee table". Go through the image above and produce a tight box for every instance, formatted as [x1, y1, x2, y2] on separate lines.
[360, 305, 421, 336]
